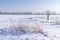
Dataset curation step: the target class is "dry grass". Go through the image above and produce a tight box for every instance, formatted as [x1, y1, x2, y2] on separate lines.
[9, 22, 46, 33]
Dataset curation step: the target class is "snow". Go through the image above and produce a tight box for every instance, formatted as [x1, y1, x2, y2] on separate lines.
[0, 15, 60, 40]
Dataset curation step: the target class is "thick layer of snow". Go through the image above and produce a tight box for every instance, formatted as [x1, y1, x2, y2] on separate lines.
[0, 15, 60, 40]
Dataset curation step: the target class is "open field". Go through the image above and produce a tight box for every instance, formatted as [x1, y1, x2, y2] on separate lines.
[0, 15, 60, 40]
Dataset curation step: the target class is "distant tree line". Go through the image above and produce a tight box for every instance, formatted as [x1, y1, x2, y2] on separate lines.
[0, 11, 58, 15]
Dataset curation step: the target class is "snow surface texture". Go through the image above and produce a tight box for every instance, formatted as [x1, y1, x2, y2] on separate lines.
[0, 15, 60, 40]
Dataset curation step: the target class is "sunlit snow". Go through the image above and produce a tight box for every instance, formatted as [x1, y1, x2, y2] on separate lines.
[0, 15, 60, 40]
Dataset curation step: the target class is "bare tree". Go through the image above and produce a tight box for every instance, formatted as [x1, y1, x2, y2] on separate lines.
[46, 11, 50, 20]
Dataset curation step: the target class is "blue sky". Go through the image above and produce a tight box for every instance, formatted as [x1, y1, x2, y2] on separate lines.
[0, 0, 60, 12]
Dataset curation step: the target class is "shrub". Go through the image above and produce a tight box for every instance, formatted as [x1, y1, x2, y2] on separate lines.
[9, 22, 46, 34]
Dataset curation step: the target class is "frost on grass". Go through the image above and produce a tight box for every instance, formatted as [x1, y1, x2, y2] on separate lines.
[8, 21, 46, 34]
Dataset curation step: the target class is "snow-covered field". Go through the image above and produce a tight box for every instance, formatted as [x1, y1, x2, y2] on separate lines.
[0, 15, 60, 40]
